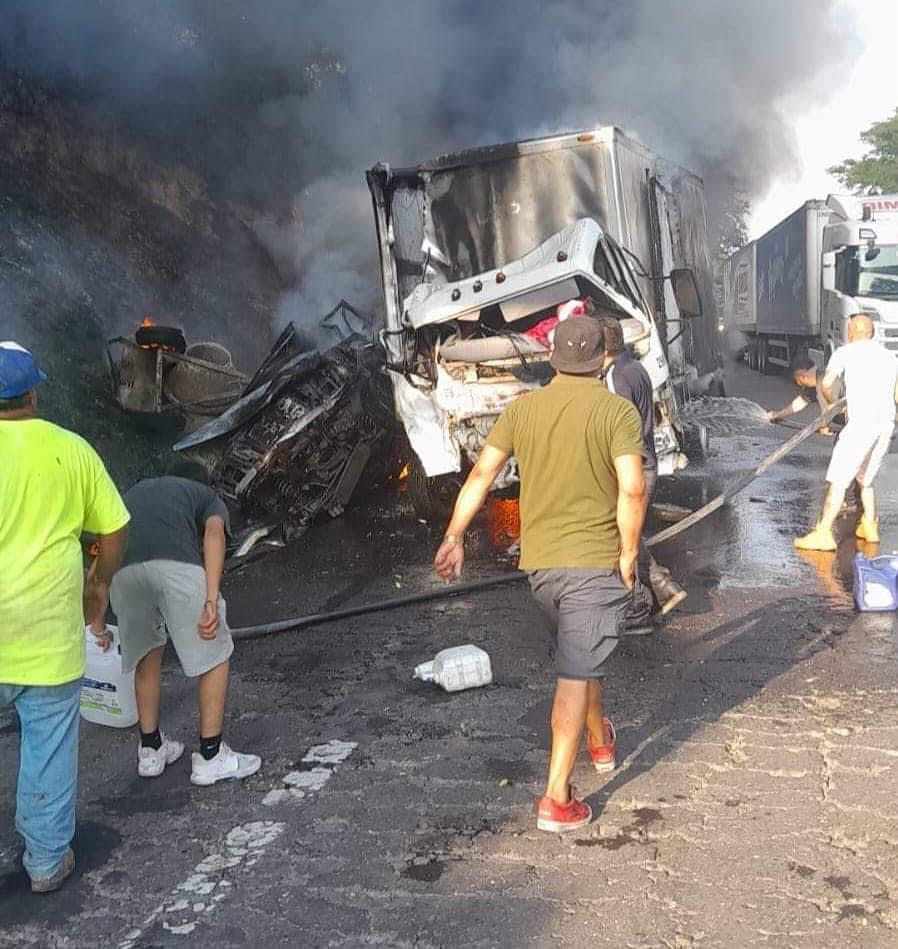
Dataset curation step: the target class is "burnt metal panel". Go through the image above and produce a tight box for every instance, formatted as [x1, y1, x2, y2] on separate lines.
[367, 127, 720, 374]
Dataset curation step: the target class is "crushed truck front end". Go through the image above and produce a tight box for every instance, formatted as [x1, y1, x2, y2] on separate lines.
[366, 129, 712, 511]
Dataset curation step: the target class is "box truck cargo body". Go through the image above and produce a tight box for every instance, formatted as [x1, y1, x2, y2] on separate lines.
[724, 194, 898, 372]
[366, 126, 719, 511]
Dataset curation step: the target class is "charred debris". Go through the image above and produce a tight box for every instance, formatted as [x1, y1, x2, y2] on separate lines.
[109, 301, 405, 555]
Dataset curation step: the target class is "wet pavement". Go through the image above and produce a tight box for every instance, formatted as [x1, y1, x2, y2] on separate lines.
[4, 361, 898, 947]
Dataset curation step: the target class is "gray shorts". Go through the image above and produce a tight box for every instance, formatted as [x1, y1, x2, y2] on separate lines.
[528, 568, 629, 680]
[110, 561, 234, 678]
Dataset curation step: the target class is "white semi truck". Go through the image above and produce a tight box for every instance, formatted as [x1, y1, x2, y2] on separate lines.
[366, 127, 721, 515]
[723, 194, 898, 371]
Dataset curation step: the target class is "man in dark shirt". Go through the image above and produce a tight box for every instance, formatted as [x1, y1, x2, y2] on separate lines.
[602, 318, 687, 622]
[110, 460, 261, 786]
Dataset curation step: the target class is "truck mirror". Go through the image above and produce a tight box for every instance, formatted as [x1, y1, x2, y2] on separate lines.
[821, 251, 836, 291]
[865, 245, 881, 262]
[670, 268, 702, 318]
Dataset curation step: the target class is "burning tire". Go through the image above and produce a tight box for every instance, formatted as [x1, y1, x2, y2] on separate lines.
[135, 324, 186, 353]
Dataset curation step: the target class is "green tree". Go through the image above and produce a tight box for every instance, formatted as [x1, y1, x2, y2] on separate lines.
[828, 108, 898, 193]
[711, 193, 750, 309]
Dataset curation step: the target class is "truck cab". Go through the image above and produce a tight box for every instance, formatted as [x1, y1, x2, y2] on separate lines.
[822, 194, 898, 361]
[367, 128, 716, 517]
[388, 219, 696, 503]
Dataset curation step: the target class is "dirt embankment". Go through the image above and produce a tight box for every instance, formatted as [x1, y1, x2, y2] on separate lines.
[0, 73, 283, 484]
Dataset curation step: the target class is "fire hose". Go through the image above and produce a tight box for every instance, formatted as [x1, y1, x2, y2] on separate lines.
[231, 399, 846, 642]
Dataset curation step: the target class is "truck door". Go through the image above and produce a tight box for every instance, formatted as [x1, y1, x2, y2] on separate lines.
[650, 180, 688, 391]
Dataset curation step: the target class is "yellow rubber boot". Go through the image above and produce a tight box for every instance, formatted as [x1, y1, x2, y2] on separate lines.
[794, 525, 837, 551]
[856, 517, 880, 543]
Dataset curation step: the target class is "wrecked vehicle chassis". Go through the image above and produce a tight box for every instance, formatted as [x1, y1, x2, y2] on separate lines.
[175, 330, 399, 542]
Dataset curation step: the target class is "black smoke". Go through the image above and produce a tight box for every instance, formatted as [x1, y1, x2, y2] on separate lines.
[1, 0, 860, 326]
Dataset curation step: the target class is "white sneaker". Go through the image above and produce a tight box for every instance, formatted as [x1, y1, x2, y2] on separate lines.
[138, 735, 185, 778]
[190, 742, 262, 786]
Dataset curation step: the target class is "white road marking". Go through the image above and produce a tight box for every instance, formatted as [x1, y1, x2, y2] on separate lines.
[303, 739, 357, 764]
[117, 739, 358, 946]
[119, 821, 284, 948]
[262, 740, 358, 806]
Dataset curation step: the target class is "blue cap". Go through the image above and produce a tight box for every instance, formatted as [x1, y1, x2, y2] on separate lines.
[0, 342, 48, 399]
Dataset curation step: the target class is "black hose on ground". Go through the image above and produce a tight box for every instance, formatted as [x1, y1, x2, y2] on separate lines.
[231, 572, 526, 641]
[230, 399, 846, 641]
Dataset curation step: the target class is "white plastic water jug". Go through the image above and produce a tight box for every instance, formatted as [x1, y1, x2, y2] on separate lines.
[414, 644, 492, 692]
[80, 625, 138, 728]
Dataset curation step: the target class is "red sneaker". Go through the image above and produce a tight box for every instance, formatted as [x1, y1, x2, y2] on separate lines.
[536, 792, 592, 832]
[587, 718, 616, 772]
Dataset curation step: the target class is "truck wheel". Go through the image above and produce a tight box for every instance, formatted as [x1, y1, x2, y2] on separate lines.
[681, 422, 709, 460]
[758, 337, 770, 375]
[747, 340, 758, 371]
[407, 457, 463, 522]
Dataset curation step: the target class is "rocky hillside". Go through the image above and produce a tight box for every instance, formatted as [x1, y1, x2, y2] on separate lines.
[0, 74, 283, 483]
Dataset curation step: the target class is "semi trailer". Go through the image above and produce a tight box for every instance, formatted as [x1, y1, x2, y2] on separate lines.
[723, 194, 898, 371]
[366, 126, 721, 515]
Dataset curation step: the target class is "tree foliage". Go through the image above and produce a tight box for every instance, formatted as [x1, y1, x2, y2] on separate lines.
[713, 193, 750, 260]
[828, 108, 898, 193]
[711, 193, 750, 308]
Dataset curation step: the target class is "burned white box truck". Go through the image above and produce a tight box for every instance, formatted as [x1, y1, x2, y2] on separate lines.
[367, 127, 721, 516]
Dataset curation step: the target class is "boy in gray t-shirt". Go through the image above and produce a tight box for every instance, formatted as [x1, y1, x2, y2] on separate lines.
[110, 460, 261, 786]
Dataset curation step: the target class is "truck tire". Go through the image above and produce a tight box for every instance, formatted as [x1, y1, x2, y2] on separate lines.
[757, 337, 769, 375]
[407, 457, 463, 522]
[135, 325, 187, 353]
[747, 340, 758, 371]
[681, 422, 709, 460]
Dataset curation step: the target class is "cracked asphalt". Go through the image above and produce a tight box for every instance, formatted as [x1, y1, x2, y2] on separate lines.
[3, 362, 898, 948]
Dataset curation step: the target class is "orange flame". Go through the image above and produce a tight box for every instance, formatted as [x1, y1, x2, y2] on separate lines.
[140, 316, 156, 328]
[487, 497, 520, 550]
[398, 463, 411, 481]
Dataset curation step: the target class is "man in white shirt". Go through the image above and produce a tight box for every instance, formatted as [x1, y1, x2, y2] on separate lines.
[796, 314, 898, 550]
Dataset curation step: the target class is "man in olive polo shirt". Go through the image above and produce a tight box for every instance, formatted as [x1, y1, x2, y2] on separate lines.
[435, 315, 646, 832]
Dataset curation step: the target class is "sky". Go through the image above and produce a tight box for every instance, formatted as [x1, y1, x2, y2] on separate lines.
[748, 0, 898, 238]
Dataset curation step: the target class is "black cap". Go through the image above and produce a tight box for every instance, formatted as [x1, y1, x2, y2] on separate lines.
[550, 316, 605, 374]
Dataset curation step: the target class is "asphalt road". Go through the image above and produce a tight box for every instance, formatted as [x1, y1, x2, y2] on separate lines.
[4, 361, 898, 947]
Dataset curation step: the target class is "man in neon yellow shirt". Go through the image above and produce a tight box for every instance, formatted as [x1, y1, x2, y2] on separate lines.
[0, 342, 129, 893]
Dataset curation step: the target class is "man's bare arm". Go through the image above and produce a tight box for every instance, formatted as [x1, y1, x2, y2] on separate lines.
[198, 515, 227, 639]
[434, 445, 510, 580]
[84, 525, 128, 630]
[614, 453, 646, 588]
[768, 395, 810, 421]
[821, 371, 839, 405]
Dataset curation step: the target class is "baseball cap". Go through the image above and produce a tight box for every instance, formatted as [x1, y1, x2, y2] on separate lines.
[550, 316, 605, 374]
[0, 341, 48, 399]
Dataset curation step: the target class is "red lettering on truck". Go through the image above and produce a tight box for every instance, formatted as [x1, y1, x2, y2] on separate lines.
[862, 200, 898, 211]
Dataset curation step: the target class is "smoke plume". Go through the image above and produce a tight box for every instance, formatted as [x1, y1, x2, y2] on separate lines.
[1, 1, 860, 329]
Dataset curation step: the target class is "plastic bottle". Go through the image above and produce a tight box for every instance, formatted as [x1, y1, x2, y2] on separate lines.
[414, 644, 492, 692]
[80, 625, 139, 727]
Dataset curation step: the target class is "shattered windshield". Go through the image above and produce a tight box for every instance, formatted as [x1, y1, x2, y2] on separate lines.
[856, 245, 898, 299]
[593, 235, 643, 309]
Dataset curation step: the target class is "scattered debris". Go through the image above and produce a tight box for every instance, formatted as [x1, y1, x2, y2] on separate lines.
[108, 317, 247, 433]
[173, 303, 404, 546]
